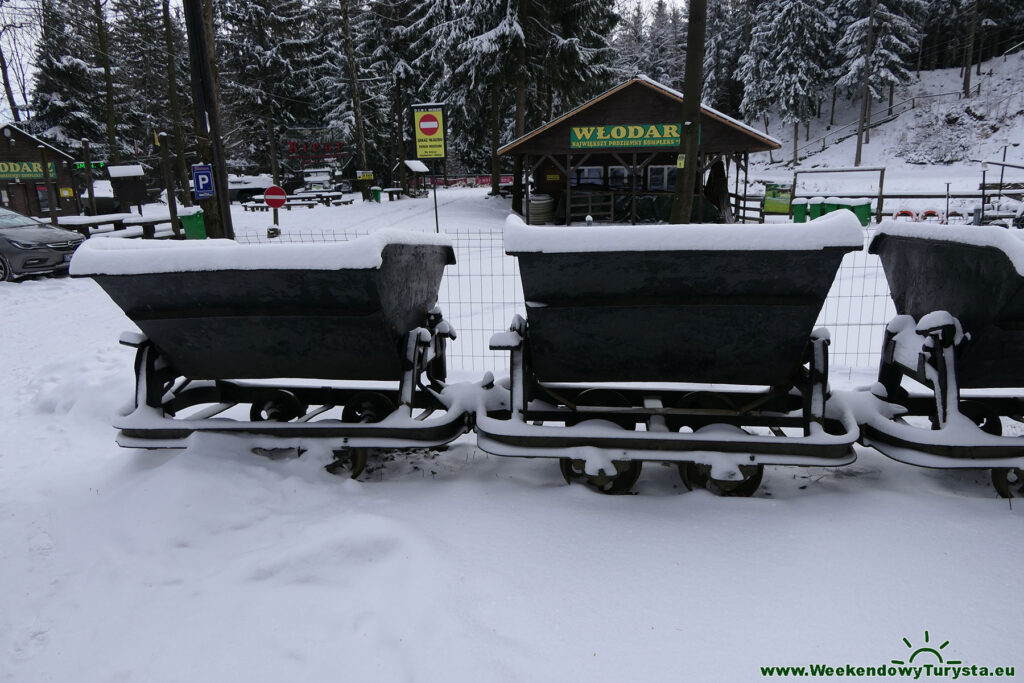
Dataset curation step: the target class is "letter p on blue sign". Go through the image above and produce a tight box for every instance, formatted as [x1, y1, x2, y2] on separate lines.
[192, 164, 214, 200]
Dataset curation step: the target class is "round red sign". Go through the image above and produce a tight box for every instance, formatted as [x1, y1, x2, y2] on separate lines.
[264, 185, 287, 209]
[418, 114, 440, 137]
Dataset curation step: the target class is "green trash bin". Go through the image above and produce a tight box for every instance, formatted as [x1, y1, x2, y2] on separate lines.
[808, 197, 824, 220]
[792, 198, 808, 223]
[370, 186, 382, 203]
[850, 198, 872, 226]
[180, 210, 206, 239]
[823, 196, 840, 214]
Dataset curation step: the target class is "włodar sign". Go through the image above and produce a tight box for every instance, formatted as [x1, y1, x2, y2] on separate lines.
[0, 161, 57, 180]
[412, 104, 447, 159]
[570, 124, 681, 149]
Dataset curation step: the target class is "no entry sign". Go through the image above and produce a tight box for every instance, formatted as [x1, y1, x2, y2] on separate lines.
[418, 114, 440, 136]
[264, 185, 287, 209]
[412, 105, 446, 159]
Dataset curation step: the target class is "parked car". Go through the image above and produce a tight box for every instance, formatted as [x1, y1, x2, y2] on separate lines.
[0, 207, 85, 281]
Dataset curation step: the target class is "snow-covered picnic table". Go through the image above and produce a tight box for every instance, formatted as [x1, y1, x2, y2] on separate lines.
[56, 213, 135, 238]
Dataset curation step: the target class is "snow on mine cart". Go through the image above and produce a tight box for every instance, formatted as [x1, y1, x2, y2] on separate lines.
[476, 213, 864, 495]
[857, 222, 1024, 497]
[70, 231, 469, 477]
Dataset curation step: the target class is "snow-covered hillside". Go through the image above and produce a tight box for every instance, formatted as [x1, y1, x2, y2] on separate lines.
[754, 51, 1024, 193]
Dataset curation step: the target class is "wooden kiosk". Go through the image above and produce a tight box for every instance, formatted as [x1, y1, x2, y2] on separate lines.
[499, 77, 780, 224]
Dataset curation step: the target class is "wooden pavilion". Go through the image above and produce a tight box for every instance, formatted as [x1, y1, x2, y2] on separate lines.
[499, 76, 781, 224]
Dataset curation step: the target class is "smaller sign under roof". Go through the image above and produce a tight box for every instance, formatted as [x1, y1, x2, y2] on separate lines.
[108, 164, 145, 178]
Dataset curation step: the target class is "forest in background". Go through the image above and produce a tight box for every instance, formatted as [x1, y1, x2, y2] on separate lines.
[0, 0, 1022, 185]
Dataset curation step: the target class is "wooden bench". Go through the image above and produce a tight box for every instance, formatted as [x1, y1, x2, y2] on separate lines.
[283, 200, 317, 210]
[242, 202, 268, 212]
[331, 198, 355, 206]
[383, 187, 403, 201]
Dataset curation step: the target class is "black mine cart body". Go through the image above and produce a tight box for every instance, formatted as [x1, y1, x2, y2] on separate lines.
[71, 232, 469, 477]
[861, 223, 1024, 497]
[476, 213, 865, 495]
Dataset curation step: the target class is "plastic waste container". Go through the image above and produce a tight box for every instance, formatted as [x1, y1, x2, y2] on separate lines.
[808, 197, 824, 220]
[371, 186, 382, 203]
[823, 197, 840, 214]
[180, 210, 206, 239]
[850, 198, 872, 226]
[792, 198, 808, 223]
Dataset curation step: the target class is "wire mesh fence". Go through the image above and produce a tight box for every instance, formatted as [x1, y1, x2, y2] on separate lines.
[235, 225, 893, 374]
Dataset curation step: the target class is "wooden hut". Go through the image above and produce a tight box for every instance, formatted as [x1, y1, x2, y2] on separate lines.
[498, 76, 781, 224]
[0, 124, 79, 219]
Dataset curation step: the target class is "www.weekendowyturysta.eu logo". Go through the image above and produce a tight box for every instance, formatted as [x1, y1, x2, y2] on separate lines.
[760, 631, 1016, 679]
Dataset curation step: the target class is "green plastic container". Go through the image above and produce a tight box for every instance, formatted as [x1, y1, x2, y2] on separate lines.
[808, 197, 824, 220]
[850, 198, 872, 226]
[180, 210, 206, 239]
[371, 186, 382, 203]
[823, 197, 840, 214]
[792, 198, 808, 223]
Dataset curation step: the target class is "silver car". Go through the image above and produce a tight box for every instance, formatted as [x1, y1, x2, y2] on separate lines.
[0, 207, 85, 281]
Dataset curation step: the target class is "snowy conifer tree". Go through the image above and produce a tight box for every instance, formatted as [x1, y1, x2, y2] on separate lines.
[703, 0, 743, 114]
[111, 0, 168, 160]
[763, 0, 833, 163]
[30, 0, 103, 148]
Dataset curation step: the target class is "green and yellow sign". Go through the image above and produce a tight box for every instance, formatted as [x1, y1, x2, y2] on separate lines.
[0, 161, 56, 180]
[570, 124, 680, 149]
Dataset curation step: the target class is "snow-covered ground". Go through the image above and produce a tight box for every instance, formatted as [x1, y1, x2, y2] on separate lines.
[2, 189, 1022, 682]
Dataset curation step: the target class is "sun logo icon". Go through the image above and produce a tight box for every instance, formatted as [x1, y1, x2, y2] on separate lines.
[891, 631, 962, 666]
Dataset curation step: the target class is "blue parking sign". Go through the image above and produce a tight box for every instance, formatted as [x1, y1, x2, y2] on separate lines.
[192, 164, 215, 200]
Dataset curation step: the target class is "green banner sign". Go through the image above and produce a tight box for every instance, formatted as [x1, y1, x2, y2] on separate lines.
[0, 161, 57, 180]
[570, 124, 680, 149]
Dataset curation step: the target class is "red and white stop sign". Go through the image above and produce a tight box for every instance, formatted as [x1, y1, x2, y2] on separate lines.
[264, 185, 287, 209]
[418, 114, 440, 137]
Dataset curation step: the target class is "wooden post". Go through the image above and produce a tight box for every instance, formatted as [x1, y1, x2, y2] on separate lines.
[158, 133, 180, 237]
[524, 154, 531, 223]
[670, 0, 706, 223]
[565, 154, 572, 226]
[38, 146, 58, 224]
[82, 138, 97, 216]
[876, 167, 885, 223]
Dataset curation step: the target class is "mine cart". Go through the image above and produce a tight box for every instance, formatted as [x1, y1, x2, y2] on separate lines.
[71, 231, 469, 477]
[476, 212, 864, 495]
[860, 222, 1024, 497]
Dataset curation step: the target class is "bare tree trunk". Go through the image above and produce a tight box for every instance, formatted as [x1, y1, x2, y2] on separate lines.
[0, 41, 19, 121]
[888, 82, 894, 116]
[829, 87, 837, 127]
[670, 0, 706, 223]
[763, 114, 774, 163]
[489, 83, 501, 195]
[512, 0, 528, 215]
[793, 121, 798, 166]
[93, 0, 119, 163]
[854, 0, 878, 167]
[340, 0, 367, 176]
[163, 0, 191, 206]
[963, 0, 977, 97]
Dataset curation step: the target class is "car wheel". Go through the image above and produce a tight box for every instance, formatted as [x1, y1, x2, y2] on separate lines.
[0, 255, 13, 282]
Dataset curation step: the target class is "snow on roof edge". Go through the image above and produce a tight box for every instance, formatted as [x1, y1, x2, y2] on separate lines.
[1, 123, 76, 160]
[70, 229, 453, 276]
[504, 210, 864, 254]
[499, 76, 780, 155]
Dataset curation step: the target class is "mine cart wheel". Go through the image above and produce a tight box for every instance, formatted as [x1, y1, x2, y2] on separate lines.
[558, 457, 643, 495]
[325, 448, 369, 479]
[342, 392, 396, 423]
[564, 389, 636, 430]
[560, 389, 640, 493]
[250, 390, 308, 422]
[665, 391, 737, 432]
[679, 461, 764, 497]
[959, 400, 1003, 436]
[991, 468, 1024, 499]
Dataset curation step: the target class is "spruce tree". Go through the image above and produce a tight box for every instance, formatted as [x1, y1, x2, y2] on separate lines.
[30, 0, 103, 148]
